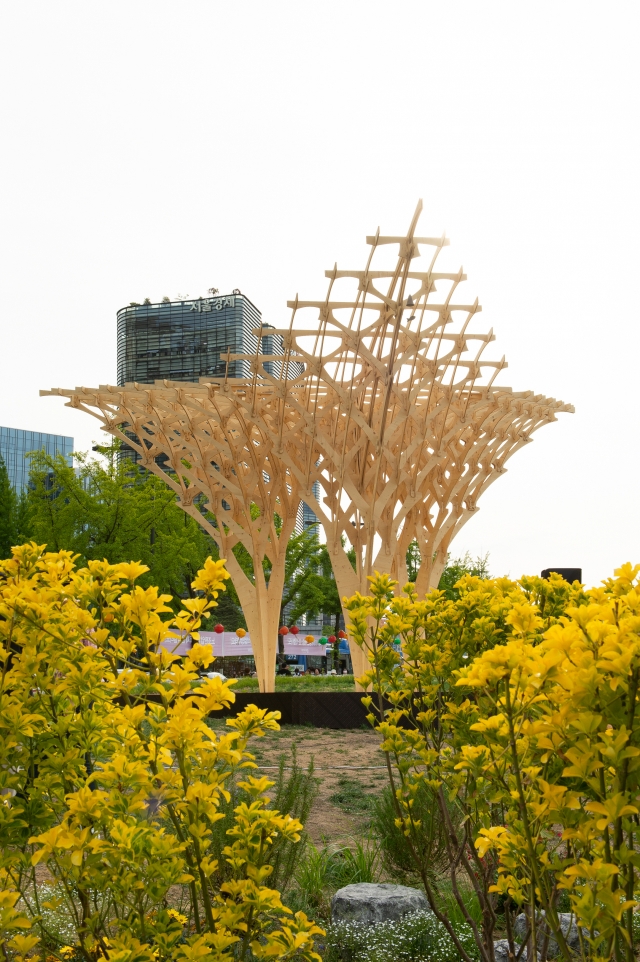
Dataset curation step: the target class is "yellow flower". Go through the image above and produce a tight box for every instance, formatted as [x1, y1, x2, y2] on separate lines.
[191, 558, 230, 596]
[167, 908, 188, 925]
[505, 603, 543, 636]
[115, 561, 150, 582]
[475, 826, 510, 858]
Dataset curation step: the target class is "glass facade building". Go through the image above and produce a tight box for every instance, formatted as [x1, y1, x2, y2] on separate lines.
[298, 482, 321, 534]
[117, 293, 276, 385]
[116, 292, 294, 465]
[0, 426, 73, 492]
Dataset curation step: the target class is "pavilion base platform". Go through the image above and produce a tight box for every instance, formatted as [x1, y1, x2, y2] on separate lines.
[212, 691, 377, 729]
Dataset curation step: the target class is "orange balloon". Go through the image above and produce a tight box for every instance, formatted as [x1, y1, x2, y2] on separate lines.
[236, 628, 246, 638]
[305, 634, 315, 644]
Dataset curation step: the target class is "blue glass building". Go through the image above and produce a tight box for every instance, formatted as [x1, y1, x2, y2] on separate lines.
[301, 487, 321, 531]
[0, 426, 73, 492]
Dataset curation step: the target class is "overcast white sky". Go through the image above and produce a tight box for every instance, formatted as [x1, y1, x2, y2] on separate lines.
[1, 2, 638, 587]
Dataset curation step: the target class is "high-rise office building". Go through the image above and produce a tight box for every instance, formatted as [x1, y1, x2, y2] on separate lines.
[116, 292, 295, 465]
[117, 293, 280, 386]
[300, 485, 321, 532]
[0, 425, 73, 491]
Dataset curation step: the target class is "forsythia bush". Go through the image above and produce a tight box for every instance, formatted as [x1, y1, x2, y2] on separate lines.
[0, 544, 322, 962]
[346, 567, 640, 962]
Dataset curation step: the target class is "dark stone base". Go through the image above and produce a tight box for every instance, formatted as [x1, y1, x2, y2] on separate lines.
[214, 691, 372, 729]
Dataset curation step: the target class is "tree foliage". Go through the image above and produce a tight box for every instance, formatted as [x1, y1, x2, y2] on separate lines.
[25, 445, 229, 615]
[19, 445, 355, 639]
[0, 544, 322, 962]
[0, 456, 31, 558]
[275, 528, 324, 628]
[346, 566, 640, 962]
[435, 551, 490, 599]
[0, 456, 17, 559]
[287, 540, 356, 636]
[406, 542, 490, 597]
[270, 527, 324, 662]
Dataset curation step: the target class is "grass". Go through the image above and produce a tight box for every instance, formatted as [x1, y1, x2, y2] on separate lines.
[433, 879, 483, 927]
[329, 777, 377, 822]
[231, 674, 356, 692]
[288, 838, 381, 918]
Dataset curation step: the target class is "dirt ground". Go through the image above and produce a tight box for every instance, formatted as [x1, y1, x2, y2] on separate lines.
[210, 720, 388, 845]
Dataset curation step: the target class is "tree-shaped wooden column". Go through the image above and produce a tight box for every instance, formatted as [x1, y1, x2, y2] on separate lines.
[41, 380, 301, 692]
[222, 201, 573, 680]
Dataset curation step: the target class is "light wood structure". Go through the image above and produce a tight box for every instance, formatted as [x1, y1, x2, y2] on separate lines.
[40, 379, 302, 692]
[42, 201, 573, 689]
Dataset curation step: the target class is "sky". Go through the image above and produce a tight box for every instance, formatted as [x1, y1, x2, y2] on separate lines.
[0, 2, 638, 588]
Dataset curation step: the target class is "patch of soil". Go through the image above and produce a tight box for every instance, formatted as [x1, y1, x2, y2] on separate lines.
[210, 720, 389, 846]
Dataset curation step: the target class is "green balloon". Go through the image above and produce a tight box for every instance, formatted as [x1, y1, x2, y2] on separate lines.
[318, 637, 328, 645]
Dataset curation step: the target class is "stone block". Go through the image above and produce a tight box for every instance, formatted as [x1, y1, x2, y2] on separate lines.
[331, 882, 429, 925]
[514, 911, 583, 957]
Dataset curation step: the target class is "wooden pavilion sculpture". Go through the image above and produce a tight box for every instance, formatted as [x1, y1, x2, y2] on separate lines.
[42, 200, 573, 688]
[215, 200, 574, 679]
[40, 378, 302, 692]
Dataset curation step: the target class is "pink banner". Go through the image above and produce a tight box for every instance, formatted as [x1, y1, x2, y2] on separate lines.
[161, 631, 328, 658]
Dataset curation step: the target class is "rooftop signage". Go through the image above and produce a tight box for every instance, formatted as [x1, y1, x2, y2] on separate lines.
[190, 295, 236, 313]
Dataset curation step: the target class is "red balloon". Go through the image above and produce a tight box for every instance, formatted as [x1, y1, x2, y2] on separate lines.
[328, 635, 336, 644]
[214, 624, 224, 634]
[279, 626, 289, 635]
[338, 629, 347, 638]
[290, 625, 299, 635]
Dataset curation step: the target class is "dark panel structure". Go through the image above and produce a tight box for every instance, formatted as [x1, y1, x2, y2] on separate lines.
[541, 567, 582, 583]
[213, 691, 374, 729]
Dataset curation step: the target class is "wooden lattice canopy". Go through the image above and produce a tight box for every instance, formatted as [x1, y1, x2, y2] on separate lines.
[42, 201, 573, 689]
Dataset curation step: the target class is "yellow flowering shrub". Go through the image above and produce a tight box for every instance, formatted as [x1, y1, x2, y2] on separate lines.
[0, 543, 322, 962]
[345, 568, 640, 962]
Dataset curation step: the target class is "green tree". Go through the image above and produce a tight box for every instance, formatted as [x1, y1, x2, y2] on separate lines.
[26, 442, 221, 611]
[278, 526, 323, 619]
[406, 541, 490, 597]
[209, 589, 246, 632]
[437, 551, 490, 598]
[287, 541, 357, 641]
[202, 511, 322, 643]
[268, 526, 323, 665]
[0, 455, 17, 558]
[0, 455, 31, 557]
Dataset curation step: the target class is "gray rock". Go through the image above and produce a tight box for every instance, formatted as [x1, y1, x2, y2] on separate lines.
[331, 882, 429, 924]
[514, 912, 582, 957]
[494, 940, 526, 962]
